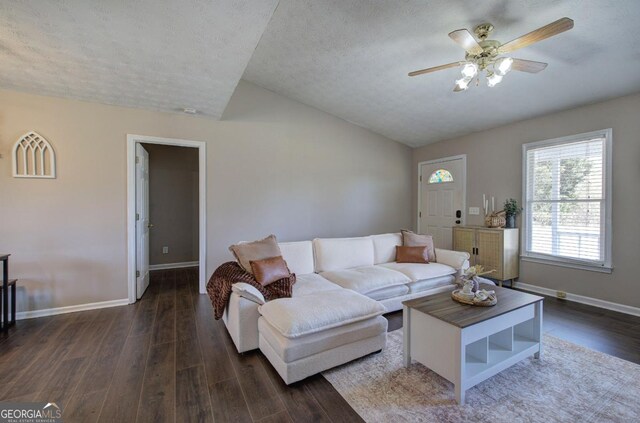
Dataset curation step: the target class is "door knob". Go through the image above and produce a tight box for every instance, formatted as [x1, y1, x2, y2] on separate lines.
[456, 210, 462, 218]
[147, 223, 154, 229]
[455, 220, 461, 224]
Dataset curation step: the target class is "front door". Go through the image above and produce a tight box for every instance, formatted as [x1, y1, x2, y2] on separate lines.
[419, 157, 465, 249]
[135, 143, 150, 299]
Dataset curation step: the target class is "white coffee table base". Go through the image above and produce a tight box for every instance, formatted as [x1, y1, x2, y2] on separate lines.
[403, 302, 542, 405]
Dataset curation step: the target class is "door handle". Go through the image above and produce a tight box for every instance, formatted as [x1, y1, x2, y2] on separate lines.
[456, 210, 462, 218]
[147, 223, 154, 229]
[455, 220, 461, 224]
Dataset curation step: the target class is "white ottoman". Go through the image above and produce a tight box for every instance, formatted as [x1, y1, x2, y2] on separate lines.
[258, 289, 388, 384]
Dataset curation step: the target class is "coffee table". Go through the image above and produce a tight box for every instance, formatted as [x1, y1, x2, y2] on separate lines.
[403, 284, 543, 404]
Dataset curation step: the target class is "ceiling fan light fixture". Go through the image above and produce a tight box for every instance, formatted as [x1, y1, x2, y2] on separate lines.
[461, 63, 478, 79]
[455, 77, 472, 91]
[494, 57, 513, 76]
[487, 73, 503, 87]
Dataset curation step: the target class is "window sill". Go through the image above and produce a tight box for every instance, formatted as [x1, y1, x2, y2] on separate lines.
[520, 255, 613, 274]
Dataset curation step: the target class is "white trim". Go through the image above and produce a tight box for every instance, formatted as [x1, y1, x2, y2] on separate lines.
[515, 282, 640, 317]
[521, 129, 612, 272]
[127, 134, 207, 304]
[520, 255, 612, 274]
[149, 261, 199, 271]
[16, 298, 129, 320]
[417, 154, 467, 233]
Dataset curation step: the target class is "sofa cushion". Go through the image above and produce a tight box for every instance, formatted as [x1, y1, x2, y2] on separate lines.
[407, 274, 456, 294]
[320, 266, 410, 294]
[313, 237, 375, 272]
[371, 233, 402, 264]
[258, 316, 387, 363]
[378, 262, 456, 283]
[396, 246, 429, 263]
[258, 290, 385, 338]
[366, 284, 410, 301]
[293, 273, 341, 297]
[402, 230, 436, 263]
[279, 241, 314, 275]
[229, 234, 282, 274]
[250, 256, 291, 286]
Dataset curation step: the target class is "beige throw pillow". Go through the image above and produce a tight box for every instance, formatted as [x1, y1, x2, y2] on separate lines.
[401, 230, 436, 263]
[229, 234, 282, 274]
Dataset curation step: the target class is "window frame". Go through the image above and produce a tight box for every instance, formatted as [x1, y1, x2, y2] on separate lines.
[521, 128, 613, 273]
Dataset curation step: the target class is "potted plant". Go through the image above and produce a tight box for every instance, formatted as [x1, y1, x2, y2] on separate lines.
[503, 198, 522, 228]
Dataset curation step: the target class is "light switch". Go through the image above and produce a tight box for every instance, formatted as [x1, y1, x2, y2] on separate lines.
[162, 246, 169, 254]
[469, 207, 480, 215]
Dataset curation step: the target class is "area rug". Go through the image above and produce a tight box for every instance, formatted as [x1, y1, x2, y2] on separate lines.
[322, 330, 640, 422]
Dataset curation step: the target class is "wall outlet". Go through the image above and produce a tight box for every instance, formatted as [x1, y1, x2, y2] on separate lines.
[162, 246, 169, 254]
[469, 207, 480, 215]
[556, 291, 567, 299]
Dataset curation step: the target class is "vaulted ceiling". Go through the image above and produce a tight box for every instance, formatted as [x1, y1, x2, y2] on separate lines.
[0, 0, 278, 119]
[1, 1, 639, 147]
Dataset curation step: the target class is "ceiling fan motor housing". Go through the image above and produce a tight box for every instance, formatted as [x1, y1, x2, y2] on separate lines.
[465, 39, 501, 70]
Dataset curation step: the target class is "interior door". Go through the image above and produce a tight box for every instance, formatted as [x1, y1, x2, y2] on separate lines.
[136, 144, 150, 299]
[419, 157, 465, 249]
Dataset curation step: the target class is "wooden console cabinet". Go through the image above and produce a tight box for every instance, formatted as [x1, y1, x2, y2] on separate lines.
[453, 227, 519, 286]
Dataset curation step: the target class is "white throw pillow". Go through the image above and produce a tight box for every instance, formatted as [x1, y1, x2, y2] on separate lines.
[231, 283, 265, 305]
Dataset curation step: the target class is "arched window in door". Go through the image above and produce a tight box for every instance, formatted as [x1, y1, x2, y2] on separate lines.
[428, 169, 453, 183]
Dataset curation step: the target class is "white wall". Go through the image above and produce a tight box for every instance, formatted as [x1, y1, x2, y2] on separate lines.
[0, 80, 412, 312]
[413, 93, 640, 308]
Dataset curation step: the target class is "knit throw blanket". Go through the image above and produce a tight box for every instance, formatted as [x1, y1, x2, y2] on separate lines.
[206, 261, 296, 320]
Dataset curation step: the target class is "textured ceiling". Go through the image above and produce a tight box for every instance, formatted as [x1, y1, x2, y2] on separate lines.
[0, 0, 278, 119]
[245, 0, 640, 146]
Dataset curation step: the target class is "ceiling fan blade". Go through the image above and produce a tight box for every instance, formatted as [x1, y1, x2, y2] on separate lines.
[499, 17, 574, 53]
[448, 29, 484, 55]
[408, 61, 463, 77]
[511, 58, 548, 73]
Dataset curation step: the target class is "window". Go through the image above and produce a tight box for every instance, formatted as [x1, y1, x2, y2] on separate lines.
[522, 129, 612, 272]
[428, 169, 453, 183]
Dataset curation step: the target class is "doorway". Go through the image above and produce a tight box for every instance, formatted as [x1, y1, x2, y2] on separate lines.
[418, 155, 466, 250]
[126, 135, 207, 304]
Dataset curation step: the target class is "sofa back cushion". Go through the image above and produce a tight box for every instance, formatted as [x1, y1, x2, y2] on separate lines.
[278, 241, 314, 275]
[313, 237, 375, 272]
[371, 233, 402, 264]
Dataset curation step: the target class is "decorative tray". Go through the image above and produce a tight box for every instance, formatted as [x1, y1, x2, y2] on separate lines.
[451, 289, 497, 307]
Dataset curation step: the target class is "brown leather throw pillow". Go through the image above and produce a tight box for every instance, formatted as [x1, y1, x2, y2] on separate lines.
[250, 256, 292, 286]
[229, 234, 282, 274]
[401, 230, 436, 262]
[396, 246, 429, 264]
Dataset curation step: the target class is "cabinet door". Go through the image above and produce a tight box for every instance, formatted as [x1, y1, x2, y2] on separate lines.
[476, 230, 504, 280]
[453, 228, 476, 265]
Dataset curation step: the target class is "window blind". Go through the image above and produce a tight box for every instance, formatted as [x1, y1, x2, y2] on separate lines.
[525, 137, 606, 264]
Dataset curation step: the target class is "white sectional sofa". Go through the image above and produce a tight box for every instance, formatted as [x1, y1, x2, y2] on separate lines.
[222, 232, 470, 384]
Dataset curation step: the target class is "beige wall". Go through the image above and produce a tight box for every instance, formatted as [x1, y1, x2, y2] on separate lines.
[0, 80, 412, 312]
[142, 143, 199, 266]
[413, 93, 640, 308]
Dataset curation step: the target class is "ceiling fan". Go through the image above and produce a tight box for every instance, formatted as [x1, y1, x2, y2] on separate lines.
[409, 17, 574, 91]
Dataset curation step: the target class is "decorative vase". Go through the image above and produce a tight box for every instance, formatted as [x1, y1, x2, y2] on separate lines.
[505, 214, 516, 228]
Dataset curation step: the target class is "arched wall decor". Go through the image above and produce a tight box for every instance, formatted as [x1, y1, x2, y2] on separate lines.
[12, 131, 56, 178]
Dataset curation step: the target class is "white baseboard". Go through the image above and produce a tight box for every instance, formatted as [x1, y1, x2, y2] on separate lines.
[16, 298, 130, 320]
[149, 261, 199, 271]
[515, 282, 640, 317]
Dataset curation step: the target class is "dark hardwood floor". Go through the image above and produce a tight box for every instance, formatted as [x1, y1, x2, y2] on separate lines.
[1, 269, 639, 422]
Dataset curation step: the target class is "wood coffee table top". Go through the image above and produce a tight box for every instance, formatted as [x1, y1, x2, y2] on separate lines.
[403, 284, 543, 329]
